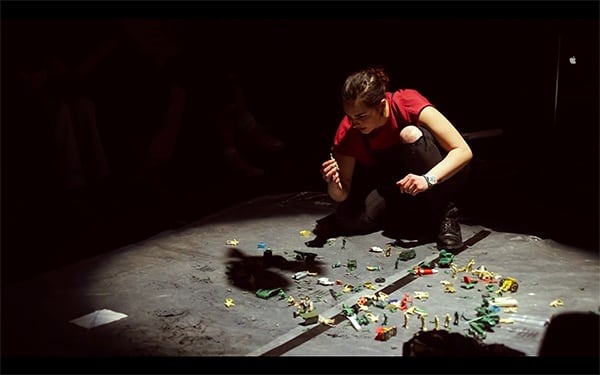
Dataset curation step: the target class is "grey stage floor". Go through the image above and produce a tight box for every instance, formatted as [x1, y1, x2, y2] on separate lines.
[1, 192, 599, 371]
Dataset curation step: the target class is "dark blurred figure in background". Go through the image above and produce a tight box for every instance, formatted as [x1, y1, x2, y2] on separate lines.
[7, 20, 112, 197]
[2, 20, 123, 279]
[90, 19, 284, 186]
[162, 20, 286, 179]
[86, 19, 185, 188]
[2, 19, 287, 250]
[214, 72, 285, 177]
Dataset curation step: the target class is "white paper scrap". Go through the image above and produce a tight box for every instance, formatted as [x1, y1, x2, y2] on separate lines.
[69, 309, 128, 329]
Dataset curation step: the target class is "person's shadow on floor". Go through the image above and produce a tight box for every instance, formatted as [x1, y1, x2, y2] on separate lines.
[304, 212, 437, 249]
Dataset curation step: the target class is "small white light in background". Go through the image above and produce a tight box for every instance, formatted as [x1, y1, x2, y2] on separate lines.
[569, 56, 577, 64]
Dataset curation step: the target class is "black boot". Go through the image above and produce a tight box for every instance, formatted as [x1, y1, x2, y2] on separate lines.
[437, 205, 463, 251]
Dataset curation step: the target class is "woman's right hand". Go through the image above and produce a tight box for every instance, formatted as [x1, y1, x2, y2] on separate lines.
[321, 158, 341, 188]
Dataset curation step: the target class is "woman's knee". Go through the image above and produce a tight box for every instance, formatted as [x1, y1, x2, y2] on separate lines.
[399, 125, 423, 144]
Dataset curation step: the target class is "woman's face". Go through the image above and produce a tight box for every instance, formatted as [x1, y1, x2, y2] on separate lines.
[343, 98, 388, 134]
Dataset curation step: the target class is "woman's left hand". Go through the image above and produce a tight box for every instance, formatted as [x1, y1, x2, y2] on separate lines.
[397, 174, 428, 196]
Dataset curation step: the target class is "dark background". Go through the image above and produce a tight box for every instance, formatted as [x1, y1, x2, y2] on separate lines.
[1, 1, 598, 287]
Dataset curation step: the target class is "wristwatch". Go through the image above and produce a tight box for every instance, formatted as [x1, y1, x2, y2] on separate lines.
[423, 174, 437, 188]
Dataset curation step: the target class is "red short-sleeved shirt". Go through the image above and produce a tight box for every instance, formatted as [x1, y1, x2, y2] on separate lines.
[332, 89, 433, 166]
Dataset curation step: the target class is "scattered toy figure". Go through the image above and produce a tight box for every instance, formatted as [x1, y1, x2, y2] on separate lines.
[365, 312, 379, 323]
[450, 264, 459, 278]
[292, 271, 308, 280]
[318, 277, 335, 286]
[375, 326, 397, 341]
[375, 299, 388, 309]
[403, 313, 409, 329]
[226, 239, 239, 246]
[397, 249, 416, 263]
[492, 297, 518, 308]
[444, 284, 457, 293]
[497, 276, 519, 294]
[363, 282, 376, 290]
[410, 267, 438, 276]
[441, 280, 457, 293]
[293, 296, 315, 318]
[460, 259, 476, 272]
[370, 246, 384, 253]
[400, 293, 413, 310]
[468, 321, 487, 340]
[405, 306, 427, 316]
[342, 303, 357, 317]
[444, 313, 451, 329]
[464, 259, 476, 272]
[356, 315, 369, 326]
[471, 265, 497, 281]
[346, 315, 362, 331]
[319, 315, 335, 326]
[300, 296, 314, 313]
[450, 258, 476, 278]
[438, 249, 454, 268]
[347, 259, 357, 271]
[357, 296, 369, 307]
[434, 315, 440, 330]
[375, 291, 389, 301]
[224, 298, 235, 308]
[296, 310, 319, 325]
[256, 288, 285, 300]
[294, 250, 318, 262]
[414, 291, 429, 300]
[263, 249, 273, 261]
[420, 314, 427, 331]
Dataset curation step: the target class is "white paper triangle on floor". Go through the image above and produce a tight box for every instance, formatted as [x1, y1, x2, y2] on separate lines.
[69, 309, 127, 329]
